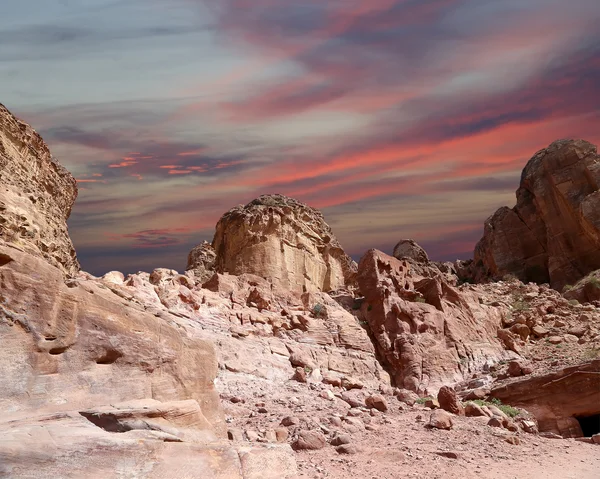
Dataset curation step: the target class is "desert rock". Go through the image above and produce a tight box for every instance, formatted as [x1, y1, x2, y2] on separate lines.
[474, 139, 600, 290]
[212, 194, 357, 293]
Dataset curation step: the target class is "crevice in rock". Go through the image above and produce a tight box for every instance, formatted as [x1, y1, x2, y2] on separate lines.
[0, 253, 13, 267]
[95, 348, 123, 365]
[79, 412, 132, 433]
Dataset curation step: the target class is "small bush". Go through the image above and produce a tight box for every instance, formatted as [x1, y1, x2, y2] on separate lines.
[416, 396, 434, 405]
[503, 274, 518, 282]
[312, 303, 324, 317]
[563, 284, 573, 293]
[589, 277, 600, 289]
[569, 299, 580, 306]
[583, 348, 600, 360]
[415, 296, 427, 303]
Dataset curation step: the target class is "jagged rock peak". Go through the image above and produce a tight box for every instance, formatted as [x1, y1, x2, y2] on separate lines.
[474, 139, 600, 290]
[0, 103, 79, 276]
[211, 193, 357, 293]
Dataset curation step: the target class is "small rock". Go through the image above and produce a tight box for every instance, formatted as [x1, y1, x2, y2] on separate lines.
[281, 416, 300, 427]
[292, 367, 307, 383]
[592, 433, 600, 444]
[507, 361, 523, 377]
[331, 433, 352, 446]
[292, 430, 327, 450]
[424, 398, 440, 409]
[275, 427, 289, 443]
[464, 388, 488, 401]
[487, 417, 503, 428]
[341, 376, 364, 390]
[396, 389, 419, 406]
[245, 430, 260, 441]
[436, 451, 460, 459]
[365, 394, 388, 412]
[465, 402, 487, 417]
[505, 436, 521, 445]
[336, 444, 358, 454]
[532, 326, 549, 337]
[428, 410, 453, 430]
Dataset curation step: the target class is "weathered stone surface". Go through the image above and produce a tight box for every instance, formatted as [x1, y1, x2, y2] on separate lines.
[474, 140, 600, 291]
[428, 410, 453, 430]
[393, 239, 429, 263]
[357, 249, 510, 393]
[490, 360, 600, 437]
[187, 240, 217, 283]
[0, 104, 79, 276]
[212, 194, 356, 293]
[563, 271, 600, 304]
[292, 430, 327, 450]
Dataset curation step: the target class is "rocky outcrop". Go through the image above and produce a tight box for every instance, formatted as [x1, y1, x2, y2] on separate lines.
[393, 239, 429, 263]
[0, 104, 79, 276]
[357, 249, 512, 394]
[187, 240, 216, 282]
[212, 194, 356, 293]
[563, 270, 600, 304]
[474, 139, 600, 291]
[489, 360, 600, 438]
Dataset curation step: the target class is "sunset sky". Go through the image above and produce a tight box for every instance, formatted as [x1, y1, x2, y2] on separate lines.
[2, 0, 600, 275]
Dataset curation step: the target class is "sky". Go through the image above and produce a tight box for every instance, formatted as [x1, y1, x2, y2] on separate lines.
[2, 0, 600, 276]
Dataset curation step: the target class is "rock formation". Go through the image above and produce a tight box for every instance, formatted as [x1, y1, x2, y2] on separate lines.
[474, 139, 600, 291]
[357, 248, 512, 393]
[490, 360, 600, 438]
[211, 194, 356, 293]
[0, 103, 79, 276]
[0, 105, 297, 478]
[187, 240, 216, 282]
[393, 239, 429, 263]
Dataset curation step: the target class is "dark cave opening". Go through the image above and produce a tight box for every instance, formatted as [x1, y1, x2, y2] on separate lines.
[575, 414, 600, 437]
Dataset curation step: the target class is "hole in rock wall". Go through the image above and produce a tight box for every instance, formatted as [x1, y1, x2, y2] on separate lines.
[575, 414, 600, 437]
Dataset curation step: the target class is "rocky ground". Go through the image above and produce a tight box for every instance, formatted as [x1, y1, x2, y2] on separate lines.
[217, 368, 600, 479]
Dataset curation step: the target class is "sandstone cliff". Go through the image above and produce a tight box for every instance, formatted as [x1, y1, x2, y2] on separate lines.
[474, 139, 600, 290]
[0, 103, 79, 276]
[211, 194, 357, 293]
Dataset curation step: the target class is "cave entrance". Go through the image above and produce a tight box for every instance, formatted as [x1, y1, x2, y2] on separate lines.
[575, 414, 600, 437]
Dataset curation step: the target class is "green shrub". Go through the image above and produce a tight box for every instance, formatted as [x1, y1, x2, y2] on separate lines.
[312, 303, 324, 317]
[563, 284, 573, 293]
[583, 348, 600, 360]
[589, 277, 600, 289]
[416, 396, 434, 405]
[569, 299, 580, 306]
[415, 296, 427, 303]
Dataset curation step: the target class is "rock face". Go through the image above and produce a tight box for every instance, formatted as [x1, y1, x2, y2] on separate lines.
[0, 104, 79, 276]
[212, 194, 356, 293]
[474, 139, 600, 291]
[0, 105, 297, 478]
[187, 240, 216, 282]
[393, 239, 429, 263]
[490, 360, 600, 438]
[357, 248, 511, 393]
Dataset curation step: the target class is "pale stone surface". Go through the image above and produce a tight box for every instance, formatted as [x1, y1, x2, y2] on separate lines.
[0, 103, 79, 276]
[212, 194, 357, 293]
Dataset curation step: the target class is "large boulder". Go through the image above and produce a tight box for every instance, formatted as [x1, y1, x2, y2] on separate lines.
[474, 139, 600, 291]
[490, 360, 600, 438]
[393, 239, 429, 263]
[357, 249, 511, 394]
[0, 104, 79, 276]
[212, 194, 356, 293]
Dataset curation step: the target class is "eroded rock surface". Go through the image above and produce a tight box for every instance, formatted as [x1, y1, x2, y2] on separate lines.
[212, 194, 356, 293]
[187, 240, 216, 283]
[357, 248, 512, 393]
[474, 139, 600, 290]
[490, 360, 600, 438]
[0, 104, 79, 276]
